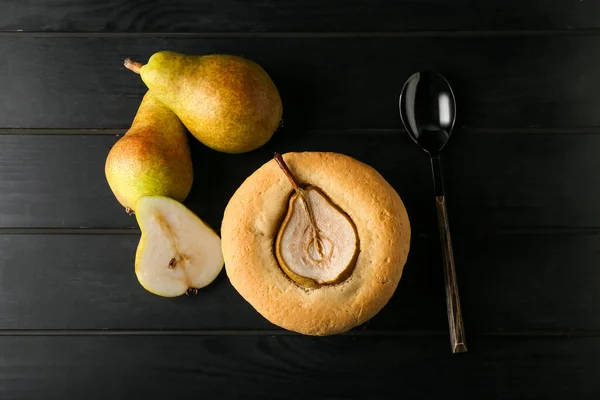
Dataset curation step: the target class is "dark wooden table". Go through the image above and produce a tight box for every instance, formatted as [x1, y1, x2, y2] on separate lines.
[2, 1, 600, 398]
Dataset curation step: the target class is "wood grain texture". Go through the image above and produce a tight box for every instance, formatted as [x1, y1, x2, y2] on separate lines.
[435, 195, 467, 353]
[1, 132, 598, 230]
[1, 0, 599, 32]
[0, 234, 272, 330]
[0, 134, 130, 228]
[0, 131, 430, 229]
[2, 35, 600, 129]
[1, 231, 599, 331]
[1, 0, 597, 395]
[443, 132, 600, 230]
[1, 335, 599, 399]
[455, 231, 600, 333]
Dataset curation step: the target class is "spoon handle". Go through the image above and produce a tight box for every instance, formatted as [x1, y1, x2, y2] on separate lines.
[431, 156, 467, 354]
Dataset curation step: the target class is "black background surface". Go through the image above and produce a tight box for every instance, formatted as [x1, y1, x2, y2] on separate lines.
[0, 1, 598, 398]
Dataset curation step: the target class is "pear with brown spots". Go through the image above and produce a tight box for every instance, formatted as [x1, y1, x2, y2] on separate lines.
[124, 52, 282, 154]
[105, 91, 193, 211]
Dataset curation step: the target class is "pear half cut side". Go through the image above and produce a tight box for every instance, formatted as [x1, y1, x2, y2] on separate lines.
[275, 186, 359, 288]
[135, 196, 224, 297]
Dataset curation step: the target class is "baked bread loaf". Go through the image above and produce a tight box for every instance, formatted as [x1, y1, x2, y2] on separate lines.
[221, 152, 410, 335]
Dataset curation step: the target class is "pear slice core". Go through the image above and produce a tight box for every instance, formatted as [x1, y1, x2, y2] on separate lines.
[135, 196, 224, 297]
[274, 154, 359, 287]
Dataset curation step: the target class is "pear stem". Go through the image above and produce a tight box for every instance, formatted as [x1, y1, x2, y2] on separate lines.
[273, 153, 325, 258]
[274, 153, 299, 190]
[124, 58, 144, 74]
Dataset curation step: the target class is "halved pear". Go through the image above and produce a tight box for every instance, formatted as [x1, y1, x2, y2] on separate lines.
[134, 196, 224, 297]
[274, 154, 359, 288]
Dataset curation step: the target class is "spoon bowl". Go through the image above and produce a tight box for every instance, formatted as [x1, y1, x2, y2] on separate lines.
[399, 71, 456, 155]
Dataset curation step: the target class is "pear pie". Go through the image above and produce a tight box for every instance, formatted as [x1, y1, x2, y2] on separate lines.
[221, 152, 410, 335]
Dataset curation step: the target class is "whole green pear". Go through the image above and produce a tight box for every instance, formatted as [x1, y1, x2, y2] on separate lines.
[124, 52, 282, 154]
[105, 91, 193, 211]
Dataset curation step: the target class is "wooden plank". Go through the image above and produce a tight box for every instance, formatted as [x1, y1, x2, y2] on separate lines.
[453, 232, 600, 333]
[1, 0, 599, 32]
[1, 231, 599, 331]
[0, 234, 273, 330]
[2, 35, 600, 129]
[0, 131, 431, 229]
[0, 335, 599, 399]
[443, 132, 600, 229]
[1, 132, 599, 230]
[0, 134, 131, 228]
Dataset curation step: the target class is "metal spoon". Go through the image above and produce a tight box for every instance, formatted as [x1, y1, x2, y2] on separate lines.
[399, 71, 467, 354]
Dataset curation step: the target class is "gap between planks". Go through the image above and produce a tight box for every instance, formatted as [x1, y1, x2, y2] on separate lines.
[0, 227, 599, 236]
[0, 228, 140, 235]
[1, 128, 600, 136]
[1, 29, 600, 38]
[0, 329, 599, 337]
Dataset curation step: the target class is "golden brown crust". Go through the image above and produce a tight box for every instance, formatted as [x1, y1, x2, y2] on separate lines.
[221, 152, 411, 335]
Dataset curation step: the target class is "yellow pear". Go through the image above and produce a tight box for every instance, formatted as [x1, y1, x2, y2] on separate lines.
[124, 52, 282, 154]
[105, 92, 193, 211]
[135, 196, 224, 297]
